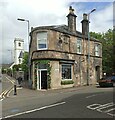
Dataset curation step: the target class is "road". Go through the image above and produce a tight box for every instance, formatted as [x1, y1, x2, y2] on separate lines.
[2, 83, 114, 119]
[7, 91, 114, 118]
[0, 74, 15, 100]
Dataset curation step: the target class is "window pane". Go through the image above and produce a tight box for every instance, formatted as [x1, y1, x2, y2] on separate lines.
[95, 44, 100, 56]
[38, 64, 47, 69]
[77, 39, 82, 54]
[37, 32, 47, 49]
[39, 44, 46, 49]
[62, 64, 72, 79]
[37, 32, 47, 39]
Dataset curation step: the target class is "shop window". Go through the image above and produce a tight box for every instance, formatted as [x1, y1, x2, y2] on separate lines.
[62, 64, 72, 80]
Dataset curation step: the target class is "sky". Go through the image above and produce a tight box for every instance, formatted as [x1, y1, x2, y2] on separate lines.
[0, 0, 114, 64]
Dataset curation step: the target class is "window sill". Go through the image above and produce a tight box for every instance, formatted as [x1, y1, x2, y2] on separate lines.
[37, 48, 48, 50]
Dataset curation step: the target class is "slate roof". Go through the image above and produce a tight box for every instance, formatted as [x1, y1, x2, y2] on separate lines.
[30, 24, 100, 42]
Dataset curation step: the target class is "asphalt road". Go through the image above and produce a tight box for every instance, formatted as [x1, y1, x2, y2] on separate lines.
[12, 91, 114, 118]
[2, 85, 114, 119]
[2, 74, 15, 92]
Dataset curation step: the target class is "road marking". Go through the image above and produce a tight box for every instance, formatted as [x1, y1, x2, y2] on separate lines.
[5, 76, 15, 84]
[87, 102, 113, 110]
[87, 102, 115, 117]
[107, 112, 115, 117]
[0, 99, 3, 101]
[0, 86, 14, 99]
[97, 103, 114, 112]
[86, 94, 97, 98]
[87, 104, 101, 110]
[3, 102, 66, 119]
[105, 108, 115, 113]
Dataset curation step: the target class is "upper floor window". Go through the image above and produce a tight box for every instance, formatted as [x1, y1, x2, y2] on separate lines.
[77, 39, 82, 54]
[95, 44, 100, 56]
[37, 32, 47, 50]
[18, 42, 21, 47]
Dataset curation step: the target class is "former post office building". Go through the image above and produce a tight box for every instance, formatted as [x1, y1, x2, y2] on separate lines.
[29, 6, 102, 90]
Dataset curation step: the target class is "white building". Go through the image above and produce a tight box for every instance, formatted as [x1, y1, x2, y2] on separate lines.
[14, 38, 24, 65]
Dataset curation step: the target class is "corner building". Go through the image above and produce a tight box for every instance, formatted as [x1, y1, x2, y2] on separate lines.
[29, 6, 102, 90]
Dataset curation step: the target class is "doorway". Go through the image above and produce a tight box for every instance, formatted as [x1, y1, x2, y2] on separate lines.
[37, 69, 47, 90]
[95, 66, 100, 82]
[41, 71, 47, 89]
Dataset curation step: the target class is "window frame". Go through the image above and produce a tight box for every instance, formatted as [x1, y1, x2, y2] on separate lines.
[18, 42, 21, 47]
[61, 64, 72, 80]
[77, 38, 82, 54]
[37, 32, 48, 50]
[95, 44, 100, 56]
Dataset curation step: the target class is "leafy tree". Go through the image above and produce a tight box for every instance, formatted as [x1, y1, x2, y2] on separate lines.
[12, 64, 21, 71]
[21, 52, 29, 73]
[90, 29, 114, 75]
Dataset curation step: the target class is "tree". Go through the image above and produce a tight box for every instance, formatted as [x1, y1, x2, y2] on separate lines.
[21, 52, 29, 73]
[90, 29, 114, 75]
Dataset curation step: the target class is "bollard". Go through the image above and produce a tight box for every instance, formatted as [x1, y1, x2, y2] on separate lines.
[14, 84, 17, 95]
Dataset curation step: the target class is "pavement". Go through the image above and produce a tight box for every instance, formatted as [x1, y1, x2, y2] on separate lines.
[9, 85, 93, 98]
[5, 75, 112, 100]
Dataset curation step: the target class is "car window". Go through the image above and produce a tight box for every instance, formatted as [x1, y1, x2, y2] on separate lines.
[105, 77, 111, 80]
[112, 76, 115, 80]
[105, 76, 114, 80]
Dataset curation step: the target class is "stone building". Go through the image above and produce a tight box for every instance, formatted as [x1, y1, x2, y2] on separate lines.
[29, 6, 102, 90]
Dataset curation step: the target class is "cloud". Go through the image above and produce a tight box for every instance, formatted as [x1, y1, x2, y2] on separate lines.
[0, 0, 114, 64]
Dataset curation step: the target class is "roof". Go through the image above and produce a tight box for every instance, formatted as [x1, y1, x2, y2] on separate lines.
[14, 38, 24, 42]
[18, 51, 24, 58]
[30, 25, 100, 42]
[2, 62, 14, 69]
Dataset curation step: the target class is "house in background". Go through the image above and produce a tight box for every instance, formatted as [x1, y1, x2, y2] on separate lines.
[29, 6, 102, 90]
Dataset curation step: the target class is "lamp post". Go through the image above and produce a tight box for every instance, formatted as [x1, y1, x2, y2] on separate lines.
[87, 8, 96, 86]
[17, 18, 31, 86]
[17, 18, 30, 51]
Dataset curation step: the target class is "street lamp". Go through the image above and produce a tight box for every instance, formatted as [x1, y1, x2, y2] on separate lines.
[87, 8, 96, 86]
[17, 18, 30, 51]
[17, 18, 31, 86]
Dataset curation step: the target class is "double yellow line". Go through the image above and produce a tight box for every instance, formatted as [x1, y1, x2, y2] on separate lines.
[0, 75, 16, 100]
[0, 86, 14, 99]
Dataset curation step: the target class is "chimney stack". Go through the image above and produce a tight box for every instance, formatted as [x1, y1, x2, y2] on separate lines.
[81, 13, 89, 36]
[67, 6, 77, 33]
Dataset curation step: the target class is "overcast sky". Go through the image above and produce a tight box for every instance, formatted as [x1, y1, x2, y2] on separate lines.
[0, 0, 114, 64]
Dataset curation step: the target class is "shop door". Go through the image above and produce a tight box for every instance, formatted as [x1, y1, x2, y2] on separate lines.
[41, 71, 47, 89]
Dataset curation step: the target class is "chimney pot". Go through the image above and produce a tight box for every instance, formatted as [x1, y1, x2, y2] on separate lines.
[67, 6, 77, 32]
[81, 13, 89, 36]
[83, 13, 88, 20]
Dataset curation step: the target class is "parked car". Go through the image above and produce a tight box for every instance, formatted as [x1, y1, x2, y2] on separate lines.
[98, 76, 115, 87]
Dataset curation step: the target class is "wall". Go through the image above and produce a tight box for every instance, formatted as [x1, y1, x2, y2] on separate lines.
[50, 61, 61, 89]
